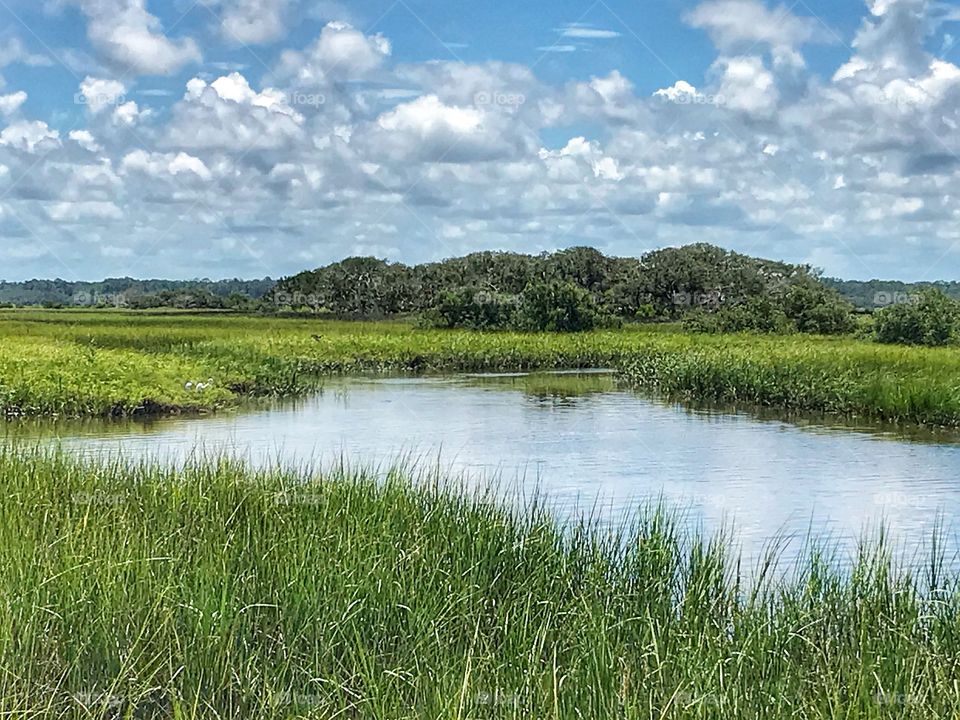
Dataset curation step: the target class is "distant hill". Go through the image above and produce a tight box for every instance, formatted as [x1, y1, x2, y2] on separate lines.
[822, 279, 960, 310]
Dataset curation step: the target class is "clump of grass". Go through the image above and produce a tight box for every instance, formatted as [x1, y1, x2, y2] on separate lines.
[1, 446, 959, 718]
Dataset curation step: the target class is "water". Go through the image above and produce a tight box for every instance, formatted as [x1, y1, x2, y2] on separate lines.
[7, 370, 960, 564]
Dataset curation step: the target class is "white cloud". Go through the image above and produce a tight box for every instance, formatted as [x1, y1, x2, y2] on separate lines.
[217, 0, 291, 44]
[686, 0, 819, 66]
[68, 130, 102, 152]
[78, 77, 126, 114]
[47, 200, 122, 221]
[68, 0, 202, 75]
[121, 149, 212, 181]
[0, 120, 60, 152]
[166, 72, 304, 150]
[0, 38, 50, 67]
[274, 21, 390, 86]
[557, 24, 620, 39]
[112, 100, 150, 126]
[0, 91, 27, 115]
[713, 56, 778, 117]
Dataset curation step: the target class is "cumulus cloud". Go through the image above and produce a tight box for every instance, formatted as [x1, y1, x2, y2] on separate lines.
[47, 200, 122, 221]
[274, 21, 390, 86]
[165, 72, 304, 151]
[4, 0, 960, 281]
[68, 0, 201, 75]
[0, 120, 60, 152]
[712, 56, 778, 117]
[369, 94, 510, 163]
[68, 130, 102, 153]
[78, 77, 126, 113]
[0, 91, 27, 116]
[217, 0, 291, 44]
[686, 0, 820, 66]
[121, 149, 212, 181]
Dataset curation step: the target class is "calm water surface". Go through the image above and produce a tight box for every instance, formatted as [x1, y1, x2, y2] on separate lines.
[7, 371, 960, 563]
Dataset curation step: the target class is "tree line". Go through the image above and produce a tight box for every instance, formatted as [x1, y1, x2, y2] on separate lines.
[274, 244, 855, 334]
[6, 245, 960, 345]
[0, 278, 275, 310]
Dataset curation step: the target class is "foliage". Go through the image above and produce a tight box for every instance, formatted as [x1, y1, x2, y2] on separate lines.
[4, 446, 960, 718]
[275, 244, 854, 334]
[683, 296, 792, 334]
[780, 277, 856, 334]
[875, 289, 960, 346]
[421, 287, 519, 330]
[515, 280, 604, 332]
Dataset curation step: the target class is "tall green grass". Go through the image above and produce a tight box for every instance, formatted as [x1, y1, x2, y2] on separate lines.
[1, 447, 959, 718]
[4, 309, 960, 426]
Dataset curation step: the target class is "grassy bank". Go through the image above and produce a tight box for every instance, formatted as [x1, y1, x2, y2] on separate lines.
[3, 309, 960, 425]
[0, 447, 957, 718]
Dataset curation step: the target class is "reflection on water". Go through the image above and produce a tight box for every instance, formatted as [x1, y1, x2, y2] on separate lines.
[4, 370, 960, 564]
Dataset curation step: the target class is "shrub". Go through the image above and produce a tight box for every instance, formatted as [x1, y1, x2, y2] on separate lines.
[516, 281, 602, 332]
[875, 289, 959, 346]
[683, 296, 791, 334]
[423, 287, 519, 330]
[781, 280, 856, 335]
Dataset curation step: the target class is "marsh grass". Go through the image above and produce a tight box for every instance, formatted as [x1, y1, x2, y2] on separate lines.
[4, 310, 960, 426]
[1, 446, 960, 718]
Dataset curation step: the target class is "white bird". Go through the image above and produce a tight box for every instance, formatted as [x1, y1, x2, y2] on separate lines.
[196, 382, 208, 391]
[184, 381, 194, 390]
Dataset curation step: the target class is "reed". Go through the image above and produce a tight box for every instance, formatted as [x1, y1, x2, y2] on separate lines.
[0, 446, 958, 718]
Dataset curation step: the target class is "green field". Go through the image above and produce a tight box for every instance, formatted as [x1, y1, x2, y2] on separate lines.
[0, 446, 957, 719]
[3, 309, 960, 425]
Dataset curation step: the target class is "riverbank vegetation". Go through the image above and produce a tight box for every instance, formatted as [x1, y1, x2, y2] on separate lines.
[1, 446, 958, 719]
[3, 310, 960, 425]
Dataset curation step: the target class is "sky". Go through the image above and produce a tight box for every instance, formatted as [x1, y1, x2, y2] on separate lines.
[0, 0, 959, 281]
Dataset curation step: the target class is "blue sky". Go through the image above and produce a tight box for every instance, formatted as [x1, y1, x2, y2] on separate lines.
[0, 0, 959, 281]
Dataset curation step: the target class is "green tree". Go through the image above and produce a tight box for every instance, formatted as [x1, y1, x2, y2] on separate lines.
[875, 289, 959, 346]
[780, 278, 855, 335]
